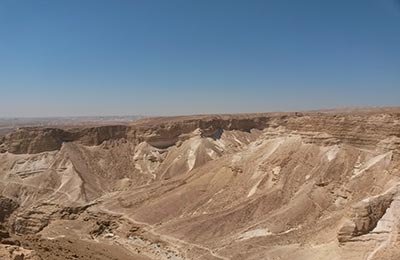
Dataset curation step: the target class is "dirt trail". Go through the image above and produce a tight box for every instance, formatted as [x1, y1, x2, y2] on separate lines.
[99, 207, 230, 260]
[2, 109, 400, 259]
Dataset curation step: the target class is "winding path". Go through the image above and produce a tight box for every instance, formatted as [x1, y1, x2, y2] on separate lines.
[98, 206, 230, 260]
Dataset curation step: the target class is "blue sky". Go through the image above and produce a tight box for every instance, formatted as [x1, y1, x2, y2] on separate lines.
[0, 0, 399, 117]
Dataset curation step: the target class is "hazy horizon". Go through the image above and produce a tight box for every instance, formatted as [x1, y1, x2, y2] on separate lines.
[1, 105, 400, 119]
[1, 0, 400, 117]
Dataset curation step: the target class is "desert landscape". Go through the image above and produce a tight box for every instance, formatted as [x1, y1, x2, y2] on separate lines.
[0, 107, 399, 259]
[2, 0, 399, 259]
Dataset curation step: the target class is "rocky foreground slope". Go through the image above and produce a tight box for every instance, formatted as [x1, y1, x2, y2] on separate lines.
[0, 108, 400, 259]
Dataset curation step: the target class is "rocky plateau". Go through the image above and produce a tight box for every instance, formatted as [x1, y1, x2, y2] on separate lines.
[0, 108, 400, 259]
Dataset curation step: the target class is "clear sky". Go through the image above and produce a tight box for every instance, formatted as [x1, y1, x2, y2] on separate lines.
[0, 0, 399, 117]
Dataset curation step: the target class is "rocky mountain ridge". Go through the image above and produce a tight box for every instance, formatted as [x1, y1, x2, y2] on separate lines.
[0, 108, 399, 259]
[2, 110, 399, 154]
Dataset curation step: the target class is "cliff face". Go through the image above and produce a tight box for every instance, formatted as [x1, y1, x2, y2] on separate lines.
[0, 108, 400, 260]
[0, 128, 70, 154]
[1, 111, 399, 154]
[0, 125, 129, 154]
[283, 113, 400, 149]
[0, 115, 272, 154]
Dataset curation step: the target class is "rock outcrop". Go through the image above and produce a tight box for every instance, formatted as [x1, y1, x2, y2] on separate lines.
[338, 190, 396, 242]
[0, 107, 399, 260]
[1, 110, 400, 154]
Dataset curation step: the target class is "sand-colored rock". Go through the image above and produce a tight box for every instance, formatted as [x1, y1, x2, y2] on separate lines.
[0, 107, 399, 259]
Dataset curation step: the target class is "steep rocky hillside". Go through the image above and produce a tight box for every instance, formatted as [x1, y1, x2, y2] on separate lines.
[0, 108, 399, 259]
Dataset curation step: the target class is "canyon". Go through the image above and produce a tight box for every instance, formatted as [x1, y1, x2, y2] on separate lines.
[0, 108, 400, 259]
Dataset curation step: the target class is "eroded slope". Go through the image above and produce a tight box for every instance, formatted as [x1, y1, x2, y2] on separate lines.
[0, 109, 400, 259]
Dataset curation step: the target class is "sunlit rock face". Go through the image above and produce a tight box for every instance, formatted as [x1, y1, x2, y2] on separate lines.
[0, 108, 400, 259]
